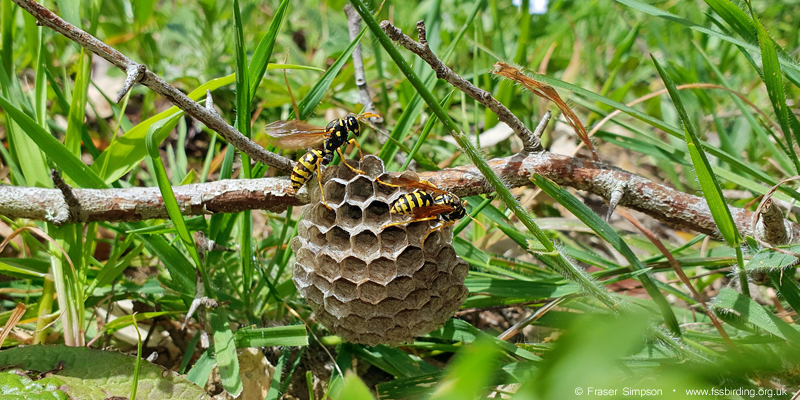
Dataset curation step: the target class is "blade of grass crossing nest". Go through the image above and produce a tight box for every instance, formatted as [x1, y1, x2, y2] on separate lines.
[492, 62, 598, 161]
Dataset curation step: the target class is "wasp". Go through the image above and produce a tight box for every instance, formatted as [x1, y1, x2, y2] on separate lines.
[265, 112, 380, 208]
[378, 175, 472, 241]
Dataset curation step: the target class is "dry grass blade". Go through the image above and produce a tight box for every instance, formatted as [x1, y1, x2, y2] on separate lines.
[0, 303, 27, 346]
[493, 61, 597, 161]
[615, 208, 733, 346]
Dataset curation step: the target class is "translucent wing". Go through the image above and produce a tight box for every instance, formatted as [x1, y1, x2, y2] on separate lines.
[263, 120, 331, 150]
[409, 204, 455, 220]
[377, 175, 447, 194]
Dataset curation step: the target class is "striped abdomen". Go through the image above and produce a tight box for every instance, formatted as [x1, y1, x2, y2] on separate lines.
[391, 191, 435, 215]
[291, 149, 324, 190]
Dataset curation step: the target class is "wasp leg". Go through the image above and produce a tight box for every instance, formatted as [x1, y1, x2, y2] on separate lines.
[421, 220, 455, 244]
[347, 138, 365, 160]
[376, 177, 402, 188]
[380, 216, 438, 230]
[316, 158, 333, 210]
[337, 147, 366, 175]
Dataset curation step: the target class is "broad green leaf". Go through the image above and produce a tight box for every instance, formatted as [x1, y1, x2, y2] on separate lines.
[0, 345, 208, 399]
[0, 94, 106, 189]
[747, 245, 800, 270]
[92, 74, 234, 184]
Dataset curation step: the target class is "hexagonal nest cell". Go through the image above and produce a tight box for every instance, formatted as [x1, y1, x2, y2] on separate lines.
[291, 155, 469, 346]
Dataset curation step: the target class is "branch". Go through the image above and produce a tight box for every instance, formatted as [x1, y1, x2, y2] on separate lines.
[3, 153, 799, 245]
[344, 5, 379, 119]
[379, 20, 543, 153]
[11, 0, 294, 173]
[0, 177, 302, 223]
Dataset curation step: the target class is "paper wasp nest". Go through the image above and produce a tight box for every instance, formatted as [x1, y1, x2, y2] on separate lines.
[290, 155, 469, 346]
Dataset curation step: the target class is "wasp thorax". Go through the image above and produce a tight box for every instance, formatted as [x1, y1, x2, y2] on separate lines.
[291, 155, 469, 346]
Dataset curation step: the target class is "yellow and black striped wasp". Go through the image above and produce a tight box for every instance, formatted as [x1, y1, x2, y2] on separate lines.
[378, 175, 473, 241]
[265, 112, 380, 208]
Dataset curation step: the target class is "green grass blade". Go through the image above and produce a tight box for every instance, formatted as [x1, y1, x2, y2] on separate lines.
[247, 0, 289, 102]
[615, 0, 800, 86]
[335, 373, 375, 400]
[651, 56, 740, 247]
[713, 288, 800, 344]
[126, 224, 195, 297]
[144, 115, 203, 271]
[289, 28, 366, 120]
[353, 0, 617, 309]
[233, 0, 254, 311]
[523, 71, 800, 202]
[0, 93, 106, 189]
[55, 0, 81, 27]
[531, 174, 681, 335]
[748, 6, 800, 172]
[428, 337, 502, 400]
[64, 50, 91, 157]
[693, 42, 793, 174]
[130, 313, 142, 400]
[93, 74, 234, 184]
[234, 325, 308, 347]
[377, 0, 484, 165]
[704, 0, 800, 88]
[186, 349, 215, 387]
[210, 308, 243, 397]
[400, 90, 454, 171]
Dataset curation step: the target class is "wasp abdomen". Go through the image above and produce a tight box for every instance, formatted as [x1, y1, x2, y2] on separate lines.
[291, 149, 324, 190]
[391, 191, 435, 214]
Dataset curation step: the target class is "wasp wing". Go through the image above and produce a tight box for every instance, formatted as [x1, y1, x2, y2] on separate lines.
[409, 204, 455, 220]
[377, 175, 446, 194]
[263, 120, 330, 150]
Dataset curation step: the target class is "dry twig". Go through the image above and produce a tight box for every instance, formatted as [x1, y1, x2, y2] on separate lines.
[11, 0, 294, 173]
[379, 20, 543, 153]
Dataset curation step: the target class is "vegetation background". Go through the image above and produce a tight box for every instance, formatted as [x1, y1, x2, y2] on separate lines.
[0, 0, 800, 398]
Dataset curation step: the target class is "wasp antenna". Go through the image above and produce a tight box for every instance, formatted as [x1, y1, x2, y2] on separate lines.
[464, 201, 488, 231]
[357, 111, 381, 120]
